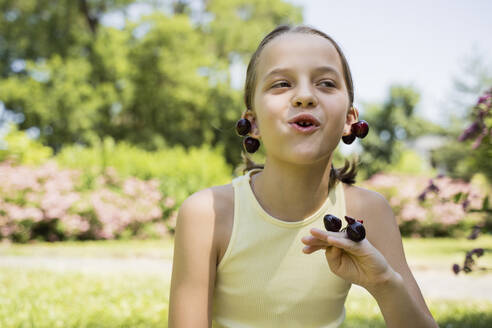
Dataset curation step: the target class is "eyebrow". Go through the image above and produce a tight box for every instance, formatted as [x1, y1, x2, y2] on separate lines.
[262, 66, 341, 81]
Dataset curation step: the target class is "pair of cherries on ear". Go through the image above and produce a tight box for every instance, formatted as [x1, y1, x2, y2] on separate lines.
[342, 120, 369, 145]
[323, 214, 366, 242]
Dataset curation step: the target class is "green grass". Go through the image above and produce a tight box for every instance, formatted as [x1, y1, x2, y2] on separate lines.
[0, 238, 175, 259]
[402, 234, 492, 270]
[342, 290, 492, 328]
[2, 235, 491, 261]
[1, 236, 492, 327]
[2, 235, 491, 272]
[1, 267, 491, 328]
[0, 267, 169, 328]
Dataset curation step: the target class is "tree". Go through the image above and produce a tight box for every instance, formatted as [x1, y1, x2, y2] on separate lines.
[0, 0, 303, 168]
[358, 85, 444, 178]
[430, 55, 492, 183]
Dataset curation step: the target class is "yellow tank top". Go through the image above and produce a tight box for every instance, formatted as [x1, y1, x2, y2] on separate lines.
[212, 168, 352, 328]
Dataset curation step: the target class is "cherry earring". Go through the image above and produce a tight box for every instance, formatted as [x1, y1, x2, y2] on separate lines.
[342, 120, 370, 144]
[235, 118, 251, 136]
[342, 133, 356, 145]
[352, 120, 369, 138]
[243, 136, 260, 153]
[236, 117, 260, 153]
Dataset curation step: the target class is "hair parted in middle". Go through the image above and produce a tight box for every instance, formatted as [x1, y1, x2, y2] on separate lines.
[240, 24, 359, 190]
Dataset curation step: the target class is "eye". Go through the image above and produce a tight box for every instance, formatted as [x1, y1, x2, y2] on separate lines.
[272, 81, 290, 88]
[318, 80, 336, 88]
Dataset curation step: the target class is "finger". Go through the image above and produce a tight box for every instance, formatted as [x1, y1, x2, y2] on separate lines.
[310, 228, 346, 240]
[302, 245, 325, 254]
[310, 228, 359, 253]
[301, 235, 331, 246]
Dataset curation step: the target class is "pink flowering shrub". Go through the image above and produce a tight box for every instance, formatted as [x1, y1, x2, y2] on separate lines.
[0, 160, 177, 242]
[361, 173, 486, 237]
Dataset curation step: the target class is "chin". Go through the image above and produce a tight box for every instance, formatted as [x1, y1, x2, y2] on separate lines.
[284, 148, 325, 165]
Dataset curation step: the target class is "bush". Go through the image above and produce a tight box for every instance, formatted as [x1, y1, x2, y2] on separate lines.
[361, 173, 488, 237]
[55, 137, 233, 206]
[0, 161, 176, 242]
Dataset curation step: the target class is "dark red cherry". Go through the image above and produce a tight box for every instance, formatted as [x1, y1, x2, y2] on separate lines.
[236, 118, 251, 136]
[243, 136, 260, 153]
[324, 214, 342, 232]
[342, 134, 356, 144]
[352, 120, 369, 139]
[344, 215, 366, 242]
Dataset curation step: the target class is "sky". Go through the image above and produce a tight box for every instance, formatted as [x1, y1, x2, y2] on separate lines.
[280, 0, 492, 124]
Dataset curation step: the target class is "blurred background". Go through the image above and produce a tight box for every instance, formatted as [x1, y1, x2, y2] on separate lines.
[0, 0, 491, 327]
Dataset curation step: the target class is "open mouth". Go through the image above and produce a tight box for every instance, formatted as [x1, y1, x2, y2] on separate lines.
[294, 122, 314, 127]
[289, 122, 319, 133]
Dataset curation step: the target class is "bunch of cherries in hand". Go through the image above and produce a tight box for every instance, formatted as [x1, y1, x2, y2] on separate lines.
[324, 214, 366, 242]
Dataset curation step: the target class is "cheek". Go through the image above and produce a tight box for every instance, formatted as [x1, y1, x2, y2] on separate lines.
[257, 94, 285, 114]
[321, 96, 349, 134]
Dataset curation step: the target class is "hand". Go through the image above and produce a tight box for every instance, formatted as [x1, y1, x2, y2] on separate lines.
[301, 227, 396, 290]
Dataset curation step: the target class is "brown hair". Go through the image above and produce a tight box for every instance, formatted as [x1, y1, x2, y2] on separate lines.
[241, 24, 358, 189]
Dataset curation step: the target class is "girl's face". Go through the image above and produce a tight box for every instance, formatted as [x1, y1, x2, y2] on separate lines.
[250, 33, 355, 165]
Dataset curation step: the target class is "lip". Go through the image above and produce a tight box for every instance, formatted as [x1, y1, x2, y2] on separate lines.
[288, 113, 321, 126]
[289, 122, 320, 133]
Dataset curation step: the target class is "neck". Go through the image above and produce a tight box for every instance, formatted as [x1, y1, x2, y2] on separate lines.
[250, 155, 334, 222]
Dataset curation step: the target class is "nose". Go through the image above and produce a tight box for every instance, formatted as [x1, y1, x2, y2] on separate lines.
[291, 82, 318, 108]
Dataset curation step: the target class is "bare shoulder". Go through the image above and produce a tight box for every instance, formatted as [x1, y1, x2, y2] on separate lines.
[342, 183, 392, 220]
[342, 183, 398, 247]
[184, 183, 234, 215]
[182, 183, 234, 265]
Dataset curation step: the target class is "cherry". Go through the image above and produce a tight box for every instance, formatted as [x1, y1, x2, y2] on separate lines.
[344, 215, 366, 242]
[324, 214, 342, 232]
[236, 118, 251, 136]
[342, 133, 356, 144]
[243, 136, 260, 153]
[352, 120, 369, 139]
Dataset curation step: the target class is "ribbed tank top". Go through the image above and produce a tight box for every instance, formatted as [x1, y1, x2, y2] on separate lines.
[212, 168, 352, 328]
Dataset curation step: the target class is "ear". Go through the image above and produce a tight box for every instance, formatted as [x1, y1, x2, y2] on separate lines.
[241, 110, 260, 138]
[342, 106, 359, 136]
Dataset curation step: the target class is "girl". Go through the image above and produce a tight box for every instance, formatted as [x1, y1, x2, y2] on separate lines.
[168, 25, 438, 328]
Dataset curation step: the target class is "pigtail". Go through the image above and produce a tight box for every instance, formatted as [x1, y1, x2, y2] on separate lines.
[240, 151, 264, 175]
[329, 157, 359, 189]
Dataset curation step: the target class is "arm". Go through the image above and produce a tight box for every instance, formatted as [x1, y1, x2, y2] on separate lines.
[304, 186, 439, 327]
[363, 191, 438, 328]
[168, 189, 218, 328]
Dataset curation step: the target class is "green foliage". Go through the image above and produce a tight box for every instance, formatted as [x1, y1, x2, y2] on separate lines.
[387, 148, 436, 175]
[120, 13, 215, 149]
[432, 115, 492, 184]
[0, 55, 119, 150]
[359, 85, 444, 178]
[0, 0, 304, 170]
[55, 138, 233, 205]
[430, 57, 492, 184]
[0, 123, 52, 165]
[204, 0, 303, 60]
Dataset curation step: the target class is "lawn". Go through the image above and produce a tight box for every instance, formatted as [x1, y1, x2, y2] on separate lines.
[1, 235, 491, 327]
